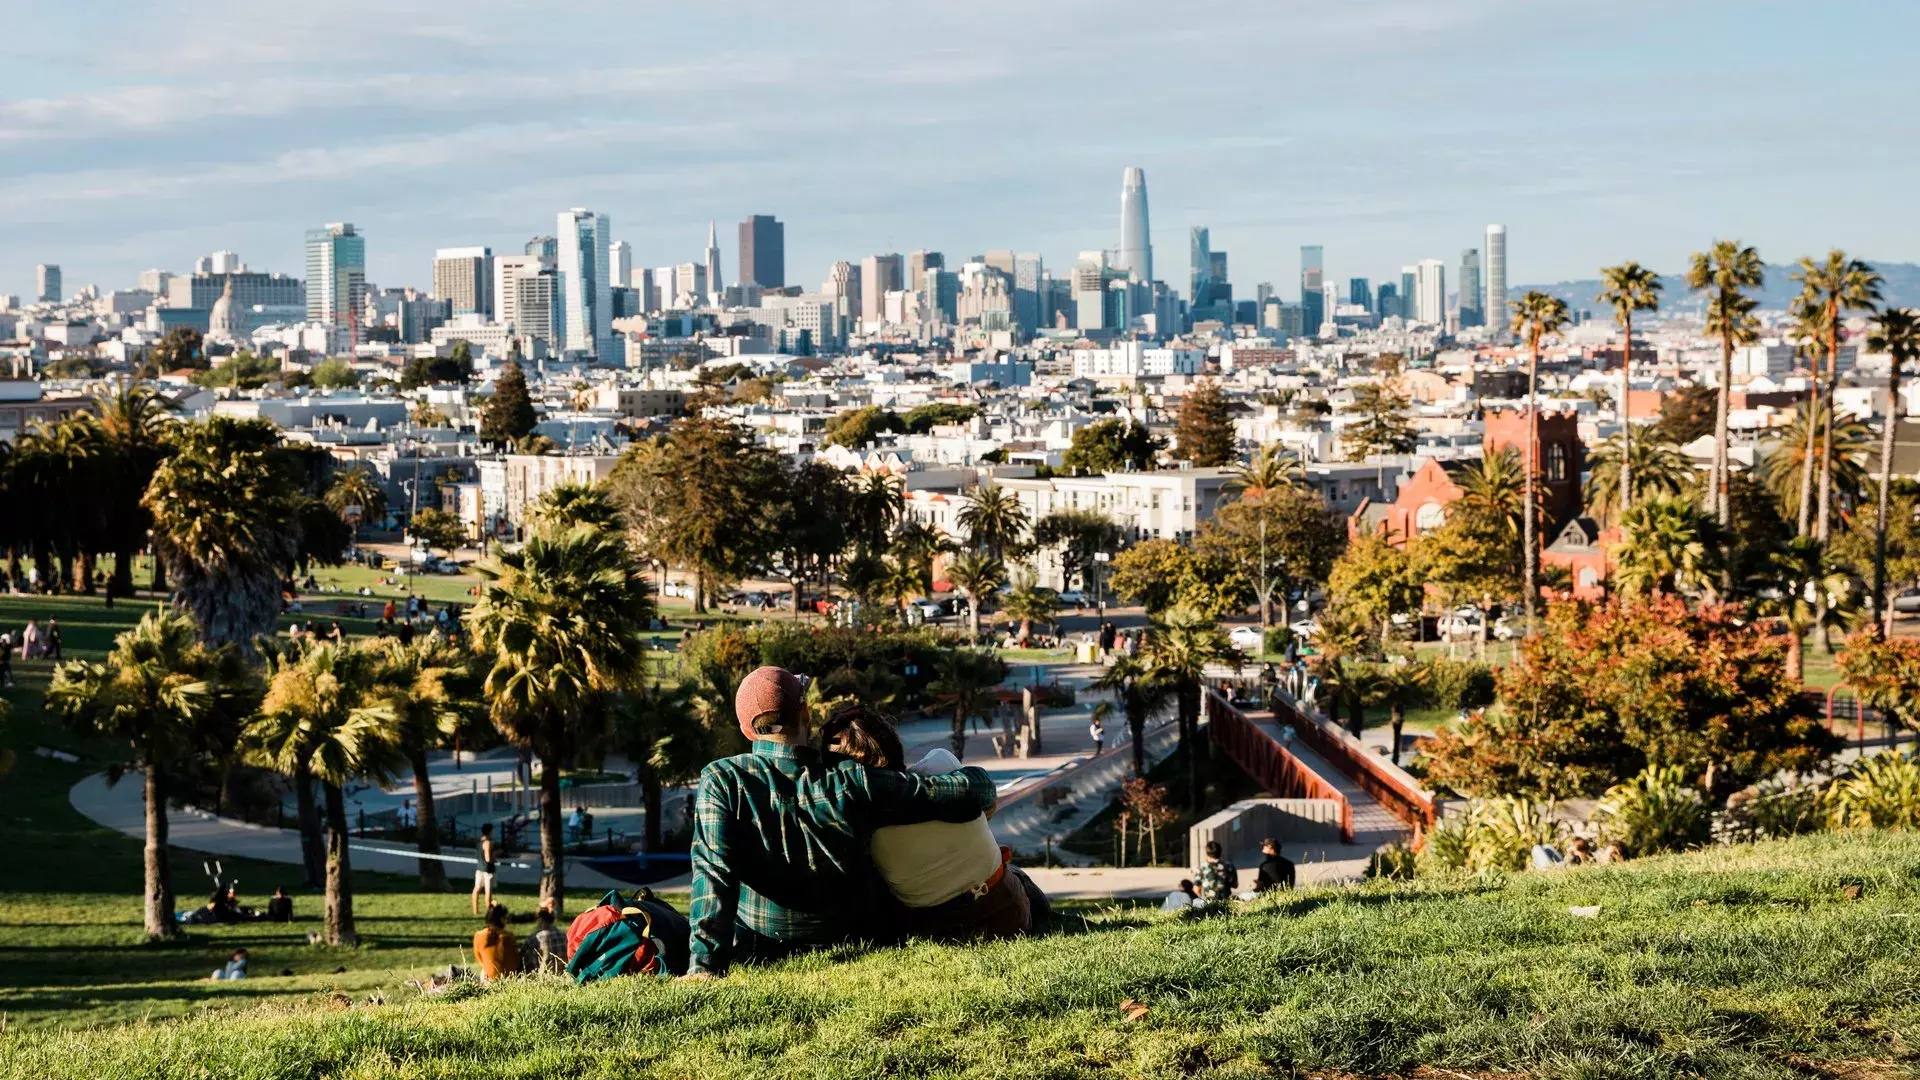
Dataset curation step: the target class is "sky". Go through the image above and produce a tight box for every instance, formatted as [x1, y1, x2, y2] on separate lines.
[4, 0, 1919, 303]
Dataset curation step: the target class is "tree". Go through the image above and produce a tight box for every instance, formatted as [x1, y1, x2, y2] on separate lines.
[365, 636, 471, 890]
[945, 551, 1006, 643]
[1093, 655, 1175, 777]
[1597, 262, 1664, 517]
[1033, 509, 1121, 595]
[146, 327, 205, 374]
[1063, 418, 1163, 474]
[407, 507, 467, 557]
[1198, 487, 1344, 629]
[931, 648, 1004, 758]
[823, 406, 904, 449]
[14, 414, 108, 593]
[1344, 382, 1417, 458]
[1359, 659, 1434, 766]
[311, 358, 359, 389]
[144, 417, 301, 648]
[1142, 605, 1240, 809]
[47, 610, 252, 937]
[1866, 308, 1920, 633]
[94, 382, 176, 596]
[400, 343, 474, 389]
[466, 523, 654, 913]
[1457, 446, 1529, 542]
[1837, 632, 1920, 736]
[1509, 290, 1571, 625]
[843, 470, 904, 557]
[1833, 484, 1920, 642]
[766, 460, 851, 615]
[324, 467, 387, 532]
[1584, 431, 1693, 525]
[1650, 383, 1718, 445]
[1754, 401, 1871, 525]
[957, 483, 1030, 562]
[1108, 536, 1254, 621]
[1173, 380, 1236, 467]
[1412, 504, 1525, 636]
[610, 682, 713, 852]
[1613, 495, 1723, 600]
[480, 360, 538, 446]
[1687, 241, 1765, 526]
[250, 642, 402, 946]
[1752, 536, 1858, 682]
[1794, 252, 1883, 544]
[609, 415, 780, 612]
[999, 581, 1060, 643]
[529, 481, 621, 533]
[902, 403, 979, 433]
[1328, 531, 1419, 647]
[1228, 443, 1305, 500]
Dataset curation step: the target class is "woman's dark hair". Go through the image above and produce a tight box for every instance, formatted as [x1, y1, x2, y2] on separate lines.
[486, 904, 508, 929]
[817, 705, 905, 770]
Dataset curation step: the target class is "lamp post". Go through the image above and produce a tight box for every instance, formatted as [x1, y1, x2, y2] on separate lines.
[1093, 550, 1110, 617]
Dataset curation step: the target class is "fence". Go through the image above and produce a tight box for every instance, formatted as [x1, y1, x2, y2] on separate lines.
[1204, 691, 1353, 843]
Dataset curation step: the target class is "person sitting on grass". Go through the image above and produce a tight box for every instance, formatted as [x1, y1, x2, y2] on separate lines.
[1197, 840, 1238, 911]
[819, 706, 1050, 940]
[210, 948, 249, 980]
[472, 904, 519, 982]
[521, 905, 567, 975]
[1254, 837, 1295, 893]
[683, 666, 999, 979]
[1159, 879, 1200, 913]
[265, 885, 294, 923]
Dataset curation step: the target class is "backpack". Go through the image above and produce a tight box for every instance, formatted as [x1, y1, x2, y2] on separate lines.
[565, 889, 689, 984]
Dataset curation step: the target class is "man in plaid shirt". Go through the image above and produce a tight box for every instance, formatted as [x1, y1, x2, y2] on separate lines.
[684, 666, 998, 977]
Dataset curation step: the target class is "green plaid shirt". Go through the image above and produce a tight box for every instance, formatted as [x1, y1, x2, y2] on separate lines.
[688, 740, 996, 975]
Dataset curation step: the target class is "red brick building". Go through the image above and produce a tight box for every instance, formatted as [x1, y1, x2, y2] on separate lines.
[1350, 408, 1586, 547]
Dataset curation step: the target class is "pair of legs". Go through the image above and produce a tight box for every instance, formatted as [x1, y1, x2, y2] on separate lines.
[471, 871, 495, 915]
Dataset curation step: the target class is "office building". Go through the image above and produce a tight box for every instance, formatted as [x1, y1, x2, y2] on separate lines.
[1415, 258, 1447, 324]
[137, 269, 172, 295]
[526, 235, 557, 260]
[1485, 224, 1508, 332]
[703, 222, 722, 301]
[556, 208, 612, 356]
[1190, 227, 1212, 309]
[860, 253, 903, 325]
[1400, 267, 1417, 320]
[1011, 253, 1043, 333]
[432, 247, 493, 318]
[1349, 277, 1372, 313]
[513, 267, 560, 347]
[1375, 282, 1399, 320]
[673, 263, 706, 308]
[908, 251, 944, 294]
[304, 223, 366, 328]
[1458, 248, 1483, 327]
[1116, 167, 1153, 283]
[609, 241, 632, 294]
[35, 264, 61, 304]
[738, 215, 784, 289]
[1300, 245, 1324, 335]
[494, 254, 549, 333]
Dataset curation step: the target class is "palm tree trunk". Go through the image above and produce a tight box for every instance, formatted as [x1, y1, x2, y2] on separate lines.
[1390, 706, 1406, 766]
[410, 750, 446, 891]
[144, 766, 179, 938]
[322, 780, 357, 947]
[1129, 704, 1147, 777]
[56, 551, 74, 595]
[1873, 356, 1900, 637]
[113, 549, 136, 598]
[1713, 331, 1733, 525]
[968, 595, 980, 643]
[640, 762, 662, 853]
[538, 748, 566, 915]
[76, 551, 95, 594]
[1817, 315, 1840, 544]
[950, 710, 966, 757]
[1785, 626, 1805, 684]
[150, 549, 168, 593]
[1523, 344, 1540, 624]
[1618, 314, 1633, 518]
[294, 767, 325, 889]
[1797, 400, 1818, 538]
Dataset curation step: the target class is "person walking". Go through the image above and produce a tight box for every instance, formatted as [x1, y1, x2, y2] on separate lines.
[1088, 716, 1105, 755]
[471, 824, 497, 915]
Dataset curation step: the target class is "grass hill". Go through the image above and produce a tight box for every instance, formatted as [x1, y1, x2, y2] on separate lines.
[5, 832, 1919, 1080]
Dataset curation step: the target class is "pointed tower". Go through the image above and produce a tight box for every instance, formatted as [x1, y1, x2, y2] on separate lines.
[704, 221, 723, 303]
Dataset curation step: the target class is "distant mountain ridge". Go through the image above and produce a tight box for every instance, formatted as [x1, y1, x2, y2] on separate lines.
[1512, 262, 1920, 315]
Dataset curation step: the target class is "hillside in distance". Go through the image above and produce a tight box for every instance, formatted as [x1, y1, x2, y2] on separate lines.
[1514, 261, 1920, 315]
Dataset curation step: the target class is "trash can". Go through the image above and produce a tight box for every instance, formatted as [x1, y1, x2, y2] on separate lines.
[1077, 641, 1098, 664]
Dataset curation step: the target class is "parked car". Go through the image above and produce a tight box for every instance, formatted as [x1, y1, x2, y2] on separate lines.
[1492, 615, 1518, 641]
[1287, 619, 1321, 640]
[910, 599, 945, 621]
[1438, 608, 1484, 640]
[1895, 588, 1920, 614]
[1055, 589, 1086, 606]
[1228, 625, 1266, 653]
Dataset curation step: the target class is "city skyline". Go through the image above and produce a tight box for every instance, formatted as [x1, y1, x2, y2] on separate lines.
[4, 1, 1920, 300]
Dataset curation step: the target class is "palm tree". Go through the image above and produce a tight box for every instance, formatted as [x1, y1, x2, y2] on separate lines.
[1596, 263, 1664, 516]
[16, 415, 108, 593]
[1751, 536, 1858, 682]
[999, 581, 1060, 644]
[465, 523, 653, 913]
[945, 550, 1006, 643]
[847, 471, 904, 557]
[1613, 495, 1721, 600]
[1228, 443, 1306, 500]
[1360, 660, 1434, 766]
[530, 480, 622, 532]
[324, 467, 388, 534]
[610, 681, 711, 852]
[931, 648, 1002, 758]
[250, 642, 400, 946]
[1143, 605, 1240, 810]
[47, 609, 250, 937]
[1456, 447, 1529, 538]
[94, 381, 176, 596]
[1092, 655, 1175, 777]
[1867, 308, 1920, 634]
[956, 483, 1030, 562]
[1795, 252, 1883, 544]
[1787, 296, 1831, 535]
[1755, 401, 1872, 521]
[1584, 432, 1694, 524]
[366, 636, 471, 890]
[144, 418, 300, 648]
[1508, 290, 1570, 624]
[1686, 241, 1765, 526]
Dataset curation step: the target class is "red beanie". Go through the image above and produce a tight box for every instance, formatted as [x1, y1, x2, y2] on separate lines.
[735, 666, 805, 744]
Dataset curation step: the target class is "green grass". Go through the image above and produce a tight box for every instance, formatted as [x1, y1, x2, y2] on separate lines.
[5, 833, 1920, 1078]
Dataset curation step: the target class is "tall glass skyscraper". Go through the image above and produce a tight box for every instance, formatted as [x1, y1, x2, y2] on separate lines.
[1485, 224, 1508, 334]
[1348, 277, 1372, 312]
[1458, 248, 1483, 327]
[1189, 226, 1211, 307]
[557, 208, 611, 357]
[738, 214, 784, 288]
[305, 223, 365, 328]
[1300, 245, 1325, 333]
[1116, 167, 1153, 283]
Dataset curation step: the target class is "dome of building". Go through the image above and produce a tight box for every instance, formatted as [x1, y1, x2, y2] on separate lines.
[207, 278, 240, 345]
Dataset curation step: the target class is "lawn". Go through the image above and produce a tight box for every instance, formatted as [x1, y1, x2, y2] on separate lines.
[5, 832, 1920, 1078]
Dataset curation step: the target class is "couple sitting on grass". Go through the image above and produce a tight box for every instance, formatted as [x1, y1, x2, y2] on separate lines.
[685, 665, 1048, 979]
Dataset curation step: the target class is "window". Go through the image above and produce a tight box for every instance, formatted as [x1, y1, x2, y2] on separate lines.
[1547, 442, 1568, 481]
[1416, 502, 1446, 531]
[1578, 567, 1599, 589]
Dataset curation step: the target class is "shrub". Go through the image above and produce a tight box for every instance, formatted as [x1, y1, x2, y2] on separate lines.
[1593, 765, 1711, 856]
[1417, 797, 1561, 875]
[1824, 750, 1920, 831]
[1366, 842, 1417, 881]
[1263, 626, 1293, 656]
[1426, 659, 1496, 712]
[1721, 778, 1824, 842]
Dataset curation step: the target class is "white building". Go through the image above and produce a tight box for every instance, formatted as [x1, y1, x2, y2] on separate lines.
[556, 208, 612, 357]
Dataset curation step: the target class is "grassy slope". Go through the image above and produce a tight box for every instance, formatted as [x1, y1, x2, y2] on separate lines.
[5, 832, 1919, 1079]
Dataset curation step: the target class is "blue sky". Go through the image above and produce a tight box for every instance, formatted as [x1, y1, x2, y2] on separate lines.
[4, 0, 1918, 302]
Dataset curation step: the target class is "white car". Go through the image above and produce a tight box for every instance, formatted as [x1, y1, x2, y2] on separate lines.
[1055, 589, 1086, 606]
[1288, 619, 1322, 640]
[1492, 615, 1519, 641]
[1895, 589, 1920, 614]
[910, 599, 945, 621]
[1228, 625, 1266, 652]
[1438, 610, 1484, 640]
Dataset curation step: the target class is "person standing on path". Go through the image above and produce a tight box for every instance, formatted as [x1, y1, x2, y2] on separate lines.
[471, 823, 497, 915]
[1088, 716, 1105, 755]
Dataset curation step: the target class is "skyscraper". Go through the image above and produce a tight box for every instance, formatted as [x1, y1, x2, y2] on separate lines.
[1375, 282, 1398, 320]
[1300, 245, 1325, 334]
[908, 251, 945, 294]
[304, 223, 365, 328]
[1415, 259, 1447, 324]
[738, 215, 784, 288]
[1400, 267, 1417, 320]
[1458, 248, 1483, 328]
[526, 235, 557, 260]
[1189, 227, 1212, 308]
[432, 247, 493, 318]
[1011, 253, 1043, 334]
[609, 241, 633, 294]
[860, 253, 903, 325]
[35, 264, 61, 304]
[703, 222, 722, 302]
[1116, 167, 1153, 283]
[1485, 224, 1508, 332]
[556, 208, 611, 356]
[494, 253, 548, 333]
[1349, 277, 1372, 313]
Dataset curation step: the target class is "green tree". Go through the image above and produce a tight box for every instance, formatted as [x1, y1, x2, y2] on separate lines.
[957, 483, 1030, 562]
[311, 357, 359, 389]
[1866, 308, 1920, 632]
[902, 403, 979, 432]
[47, 610, 253, 937]
[824, 406, 904, 449]
[94, 381, 176, 596]
[1838, 632, 1920, 736]
[1198, 486, 1344, 629]
[466, 523, 654, 913]
[1596, 262, 1664, 517]
[610, 415, 781, 612]
[407, 507, 467, 557]
[1062, 418, 1163, 474]
[1033, 509, 1121, 595]
[999, 581, 1060, 642]
[1509, 290, 1571, 624]
[944, 550, 1007, 643]
[1650, 383, 1718, 445]
[931, 648, 1005, 757]
[1142, 605, 1239, 809]
[480, 360, 538, 446]
[1794, 252, 1883, 543]
[1108, 539, 1192, 615]
[529, 481, 621, 532]
[324, 467, 388, 532]
[1345, 382, 1417, 457]
[1328, 531, 1419, 647]
[146, 327, 205, 374]
[1584, 431, 1693, 525]
[14, 414, 108, 593]
[844, 470, 905, 557]
[1613, 495, 1723, 600]
[365, 636, 472, 890]
[1687, 241, 1765, 526]
[1751, 535, 1858, 682]
[1228, 443, 1305, 500]
[1754, 401, 1871, 524]
[610, 682, 713, 852]
[1092, 655, 1174, 777]
[1174, 380, 1236, 467]
[144, 418, 301, 648]
[767, 459, 851, 615]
